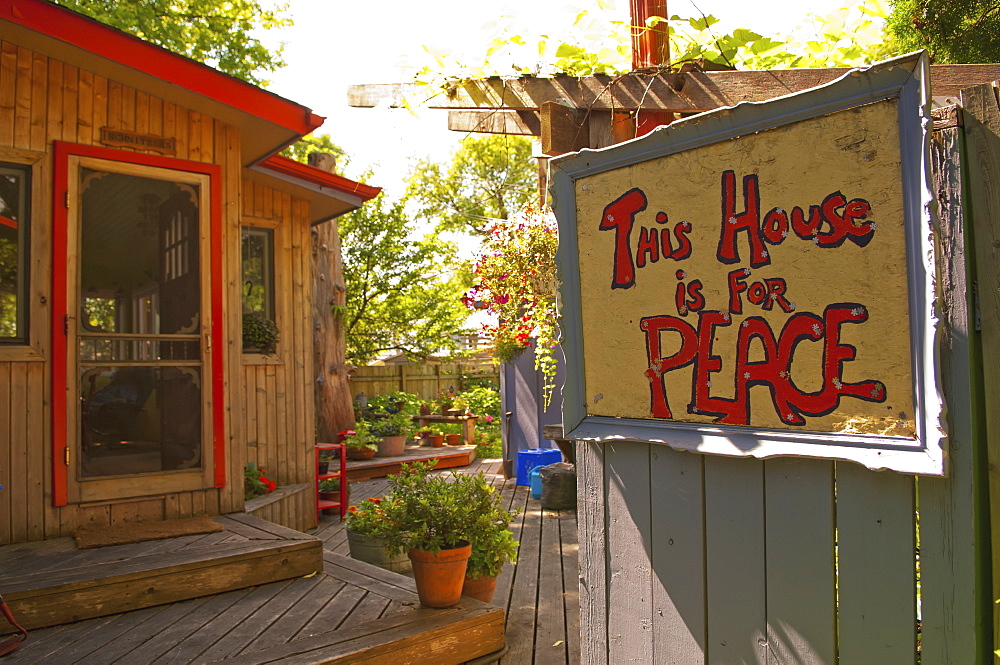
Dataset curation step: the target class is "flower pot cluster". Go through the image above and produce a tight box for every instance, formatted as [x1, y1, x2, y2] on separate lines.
[349, 460, 518, 608]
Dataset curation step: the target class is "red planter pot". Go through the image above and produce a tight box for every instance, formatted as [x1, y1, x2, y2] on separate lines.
[407, 541, 472, 608]
[461, 574, 498, 603]
[445, 433, 462, 446]
[346, 446, 376, 460]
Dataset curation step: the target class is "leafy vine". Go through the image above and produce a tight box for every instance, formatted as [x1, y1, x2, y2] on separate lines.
[465, 208, 560, 409]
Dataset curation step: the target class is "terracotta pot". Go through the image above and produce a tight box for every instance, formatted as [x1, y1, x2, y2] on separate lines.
[408, 541, 471, 608]
[318, 490, 340, 502]
[346, 446, 376, 460]
[462, 573, 498, 603]
[445, 433, 462, 446]
[376, 435, 406, 457]
[429, 435, 445, 447]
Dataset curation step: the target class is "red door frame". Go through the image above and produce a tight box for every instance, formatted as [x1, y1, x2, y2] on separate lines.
[51, 141, 226, 506]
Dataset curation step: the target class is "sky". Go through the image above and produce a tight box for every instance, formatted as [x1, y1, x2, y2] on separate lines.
[260, 0, 881, 197]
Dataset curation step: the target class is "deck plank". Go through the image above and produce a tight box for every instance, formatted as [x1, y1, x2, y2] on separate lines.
[503, 488, 542, 665]
[534, 508, 568, 664]
[196, 576, 328, 662]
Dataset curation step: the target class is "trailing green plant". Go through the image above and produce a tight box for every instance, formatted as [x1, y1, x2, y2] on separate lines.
[466, 207, 560, 408]
[369, 412, 414, 439]
[242, 310, 279, 354]
[342, 420, 380, 451]
[458, 386, 500, 420]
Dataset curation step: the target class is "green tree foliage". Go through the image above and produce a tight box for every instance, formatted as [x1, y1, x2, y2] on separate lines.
[887, 0, 1000, 63]
[280, 133, 349, 171]
[407, 135, 536, 235]
[52, 0, 291, 85]
[340, 193, 470, 364]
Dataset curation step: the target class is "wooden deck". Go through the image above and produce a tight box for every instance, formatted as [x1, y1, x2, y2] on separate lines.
[3, 551, 503, 664]
[0, 457, 574, 664]
[316, 456, 581, 665]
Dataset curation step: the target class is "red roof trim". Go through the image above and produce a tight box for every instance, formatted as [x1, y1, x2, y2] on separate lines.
[259, 155, 382, 201]
[1, 0, 324, 135]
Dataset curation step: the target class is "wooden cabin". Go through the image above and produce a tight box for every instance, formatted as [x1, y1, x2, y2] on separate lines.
[0, 0, 379, 545]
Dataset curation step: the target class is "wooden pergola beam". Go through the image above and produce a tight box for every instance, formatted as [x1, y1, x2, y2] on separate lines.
[348, 63, 1000, 114]
[447, 109, 540, 135]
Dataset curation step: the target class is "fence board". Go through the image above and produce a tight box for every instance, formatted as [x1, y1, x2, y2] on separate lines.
[960, 82, 1000, 656]
[605, 440, 652, 663]
[704, 455, 767, 663]
[836, 462, 916, 665]
[649, 446, 705, 663]
[577, 441, 608, 665]
[764, 457, 836, 664]
[918, 121, 984, 664]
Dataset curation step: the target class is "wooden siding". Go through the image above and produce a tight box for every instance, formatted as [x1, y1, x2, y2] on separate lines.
[0, 39, 317, 544]
[573, 122, 986, 663]
[239, 180, 315, 488]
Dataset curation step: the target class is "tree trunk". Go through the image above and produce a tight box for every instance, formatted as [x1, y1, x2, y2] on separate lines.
[312, 219, 355, 442]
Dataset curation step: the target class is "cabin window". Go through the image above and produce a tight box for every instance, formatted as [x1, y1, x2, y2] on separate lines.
[0, 162, 30, 344]
[241, 226, 275, 340]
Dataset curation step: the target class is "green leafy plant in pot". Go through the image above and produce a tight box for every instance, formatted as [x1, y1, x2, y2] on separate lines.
[380, 460, 475, 608]
[344, 498, 411, 573]
[369, 412, 413, 457]
[242, 311, 279, 354]
[461, 472, 519, 603]
[343, 420, 380, 460]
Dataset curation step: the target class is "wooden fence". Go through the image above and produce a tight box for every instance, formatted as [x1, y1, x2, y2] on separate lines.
[349, 360, 499, 402]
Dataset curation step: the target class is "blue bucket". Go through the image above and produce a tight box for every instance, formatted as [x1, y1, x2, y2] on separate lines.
[516, 448, 562, 486]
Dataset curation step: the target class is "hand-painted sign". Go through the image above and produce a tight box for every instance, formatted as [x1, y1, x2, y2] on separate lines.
[552, 53, 944, 475]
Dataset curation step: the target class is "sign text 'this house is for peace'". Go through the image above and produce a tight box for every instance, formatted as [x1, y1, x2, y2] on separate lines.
[598, 170, 887, 428]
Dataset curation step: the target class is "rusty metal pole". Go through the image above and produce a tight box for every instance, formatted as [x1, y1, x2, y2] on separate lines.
[631, 0, 669, 69]
[627, 0, 672, 139]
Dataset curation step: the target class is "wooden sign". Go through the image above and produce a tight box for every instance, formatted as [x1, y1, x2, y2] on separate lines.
[552, 53, 945, 475]
[99, 127, 177, 155]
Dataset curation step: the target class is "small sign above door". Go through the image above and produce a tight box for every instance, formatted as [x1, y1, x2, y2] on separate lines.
[99, 127, 177, 155]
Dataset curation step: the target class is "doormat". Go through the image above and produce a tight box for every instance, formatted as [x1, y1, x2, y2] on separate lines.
[74, 515, 225, 549]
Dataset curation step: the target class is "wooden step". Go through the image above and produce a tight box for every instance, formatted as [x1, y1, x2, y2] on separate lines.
[346, 444, 477, 482]
[0, 513, 322, 632]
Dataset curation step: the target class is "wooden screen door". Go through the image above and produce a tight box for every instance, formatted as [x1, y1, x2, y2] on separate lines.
[65, 155, 214, 503]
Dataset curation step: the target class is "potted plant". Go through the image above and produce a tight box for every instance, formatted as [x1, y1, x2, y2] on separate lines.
[343, 420, 380, 460]
[380, 460, 476, 608]
[345, 498, 411, 573]
[318, 477, 350, 502]
[242, 310, 279, 355]
[440, 422, 463, 446]
[369, 412, 412, 457]
[318, 447, 339, 474]
[426, 428, 445, 448]
[461, 473, 519, 603]
[244, 462, 276, 500]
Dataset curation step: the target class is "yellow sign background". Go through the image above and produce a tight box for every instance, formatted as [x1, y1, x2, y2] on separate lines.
[573, 99, 915, 437]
